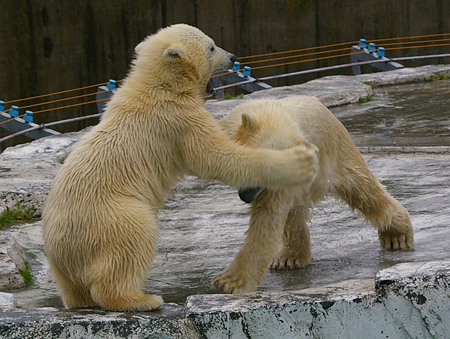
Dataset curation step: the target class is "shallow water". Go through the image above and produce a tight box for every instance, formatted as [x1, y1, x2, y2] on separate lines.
[9, 81, 450, 308]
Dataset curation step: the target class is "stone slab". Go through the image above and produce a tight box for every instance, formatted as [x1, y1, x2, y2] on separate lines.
[0, 292, 15, 309]
[357, 64, 450, 87]
[0, 234, 28, 291]
[0, 261, 448, 338]
[0, 132, 81, 215]
[0, 303, 189, 339]
[186, 260, 450, 339]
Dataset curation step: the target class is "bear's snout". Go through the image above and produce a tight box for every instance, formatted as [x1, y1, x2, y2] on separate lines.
[216, 47, 236, 71]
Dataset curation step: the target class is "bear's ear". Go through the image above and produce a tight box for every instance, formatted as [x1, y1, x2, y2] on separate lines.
[163, 45, 186, 60]
[135, 41, 145, 54]
[241, 113, 259, 132]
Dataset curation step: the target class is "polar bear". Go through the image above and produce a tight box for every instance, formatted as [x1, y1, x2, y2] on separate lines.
[41, 25, 318, 311]
[213, 96, 413, 294]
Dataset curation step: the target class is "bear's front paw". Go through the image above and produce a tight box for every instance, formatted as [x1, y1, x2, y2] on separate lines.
[288, 145, 319, 185]
[379, 227, 414, 250]
[212, 270, 257, 294]
[271, 253, 311, 270]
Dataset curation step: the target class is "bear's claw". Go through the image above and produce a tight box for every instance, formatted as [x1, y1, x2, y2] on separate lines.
[271, 255, 311, 270]
[379, 229, 414, 250]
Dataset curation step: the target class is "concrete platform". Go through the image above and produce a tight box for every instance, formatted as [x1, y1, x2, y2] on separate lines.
[0, 261, 448, 338]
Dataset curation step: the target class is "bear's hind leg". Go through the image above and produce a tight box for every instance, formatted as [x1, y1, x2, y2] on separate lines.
[333, 162, 413, 250]
[90, 280, 163, 312]
[86, 203, 164, 311]
[51, 264, 97, 308]
[271, 205, 312, 270]
[88, 246, 163, 311]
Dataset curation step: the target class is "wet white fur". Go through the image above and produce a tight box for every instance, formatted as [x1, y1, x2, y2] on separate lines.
[214, 96, 413, 294]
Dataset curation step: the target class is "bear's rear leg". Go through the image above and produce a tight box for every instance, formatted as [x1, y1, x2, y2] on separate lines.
[90, 281, 163, 312]
[62, 285, 97, 309]
[334, 162, 413, 250]
[271, 205, 312, 270]
[51, 265, 97, 308]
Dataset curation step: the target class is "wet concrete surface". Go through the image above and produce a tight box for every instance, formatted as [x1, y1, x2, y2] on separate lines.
[149, 153, 450, 305]
[7, 80, 450, 309]
[332, 80, 450, 147]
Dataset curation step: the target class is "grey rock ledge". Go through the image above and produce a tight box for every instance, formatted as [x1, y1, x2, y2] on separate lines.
[0, 260, 448, 338]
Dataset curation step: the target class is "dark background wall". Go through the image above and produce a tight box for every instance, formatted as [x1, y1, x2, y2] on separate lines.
[1, 0, 449, 148]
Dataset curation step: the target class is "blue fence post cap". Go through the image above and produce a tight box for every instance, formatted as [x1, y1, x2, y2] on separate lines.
[368, 42, 376, 53]
[106, 79, 116, 90]
[24, 110, 33, 123]
[0, 100, 4, 112]
[358, 38, 367, 48]
[10, 105, 19, 117]
[377, 47, 385, 58]
[242, 66, 251, 78]
[232, 61, 241, 71]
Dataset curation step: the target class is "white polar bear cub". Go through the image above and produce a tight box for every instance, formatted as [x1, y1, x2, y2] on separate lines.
[42, 25, 318, 311]
[214, 96, 414, 294]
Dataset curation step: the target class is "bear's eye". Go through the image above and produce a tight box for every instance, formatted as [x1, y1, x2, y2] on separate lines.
[209, 45, 215, 53]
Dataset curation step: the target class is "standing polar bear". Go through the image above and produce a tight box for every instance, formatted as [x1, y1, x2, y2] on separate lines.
[42, 25, 318, 311]
[213, 96, 414, 294]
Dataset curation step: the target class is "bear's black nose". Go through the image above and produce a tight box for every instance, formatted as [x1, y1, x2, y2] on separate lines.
[230, 54, 237, 63]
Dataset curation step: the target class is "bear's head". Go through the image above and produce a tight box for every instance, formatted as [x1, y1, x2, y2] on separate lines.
[133, 24, 236, 93]
[223, 100, 313, 203]
[228, 100, 308, 151]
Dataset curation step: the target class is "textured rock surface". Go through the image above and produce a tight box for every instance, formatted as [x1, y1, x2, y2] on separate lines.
[0, 261, 448, 338]
[0, 235, 28, 290]
[186, 261, 450, 339]
[0, 132, 81, 215]
[358, 64, 450, 87]
[0, 303, 189, 339]
[0, 292, 15, 309]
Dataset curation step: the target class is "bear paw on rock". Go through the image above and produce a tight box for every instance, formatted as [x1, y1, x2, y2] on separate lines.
[212, 269, 258, 294]
[379, 228, 414, 250]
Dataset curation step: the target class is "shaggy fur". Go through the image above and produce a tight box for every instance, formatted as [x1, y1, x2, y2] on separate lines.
[213, 96, 414, 294]
[42, 25, 318, 311]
